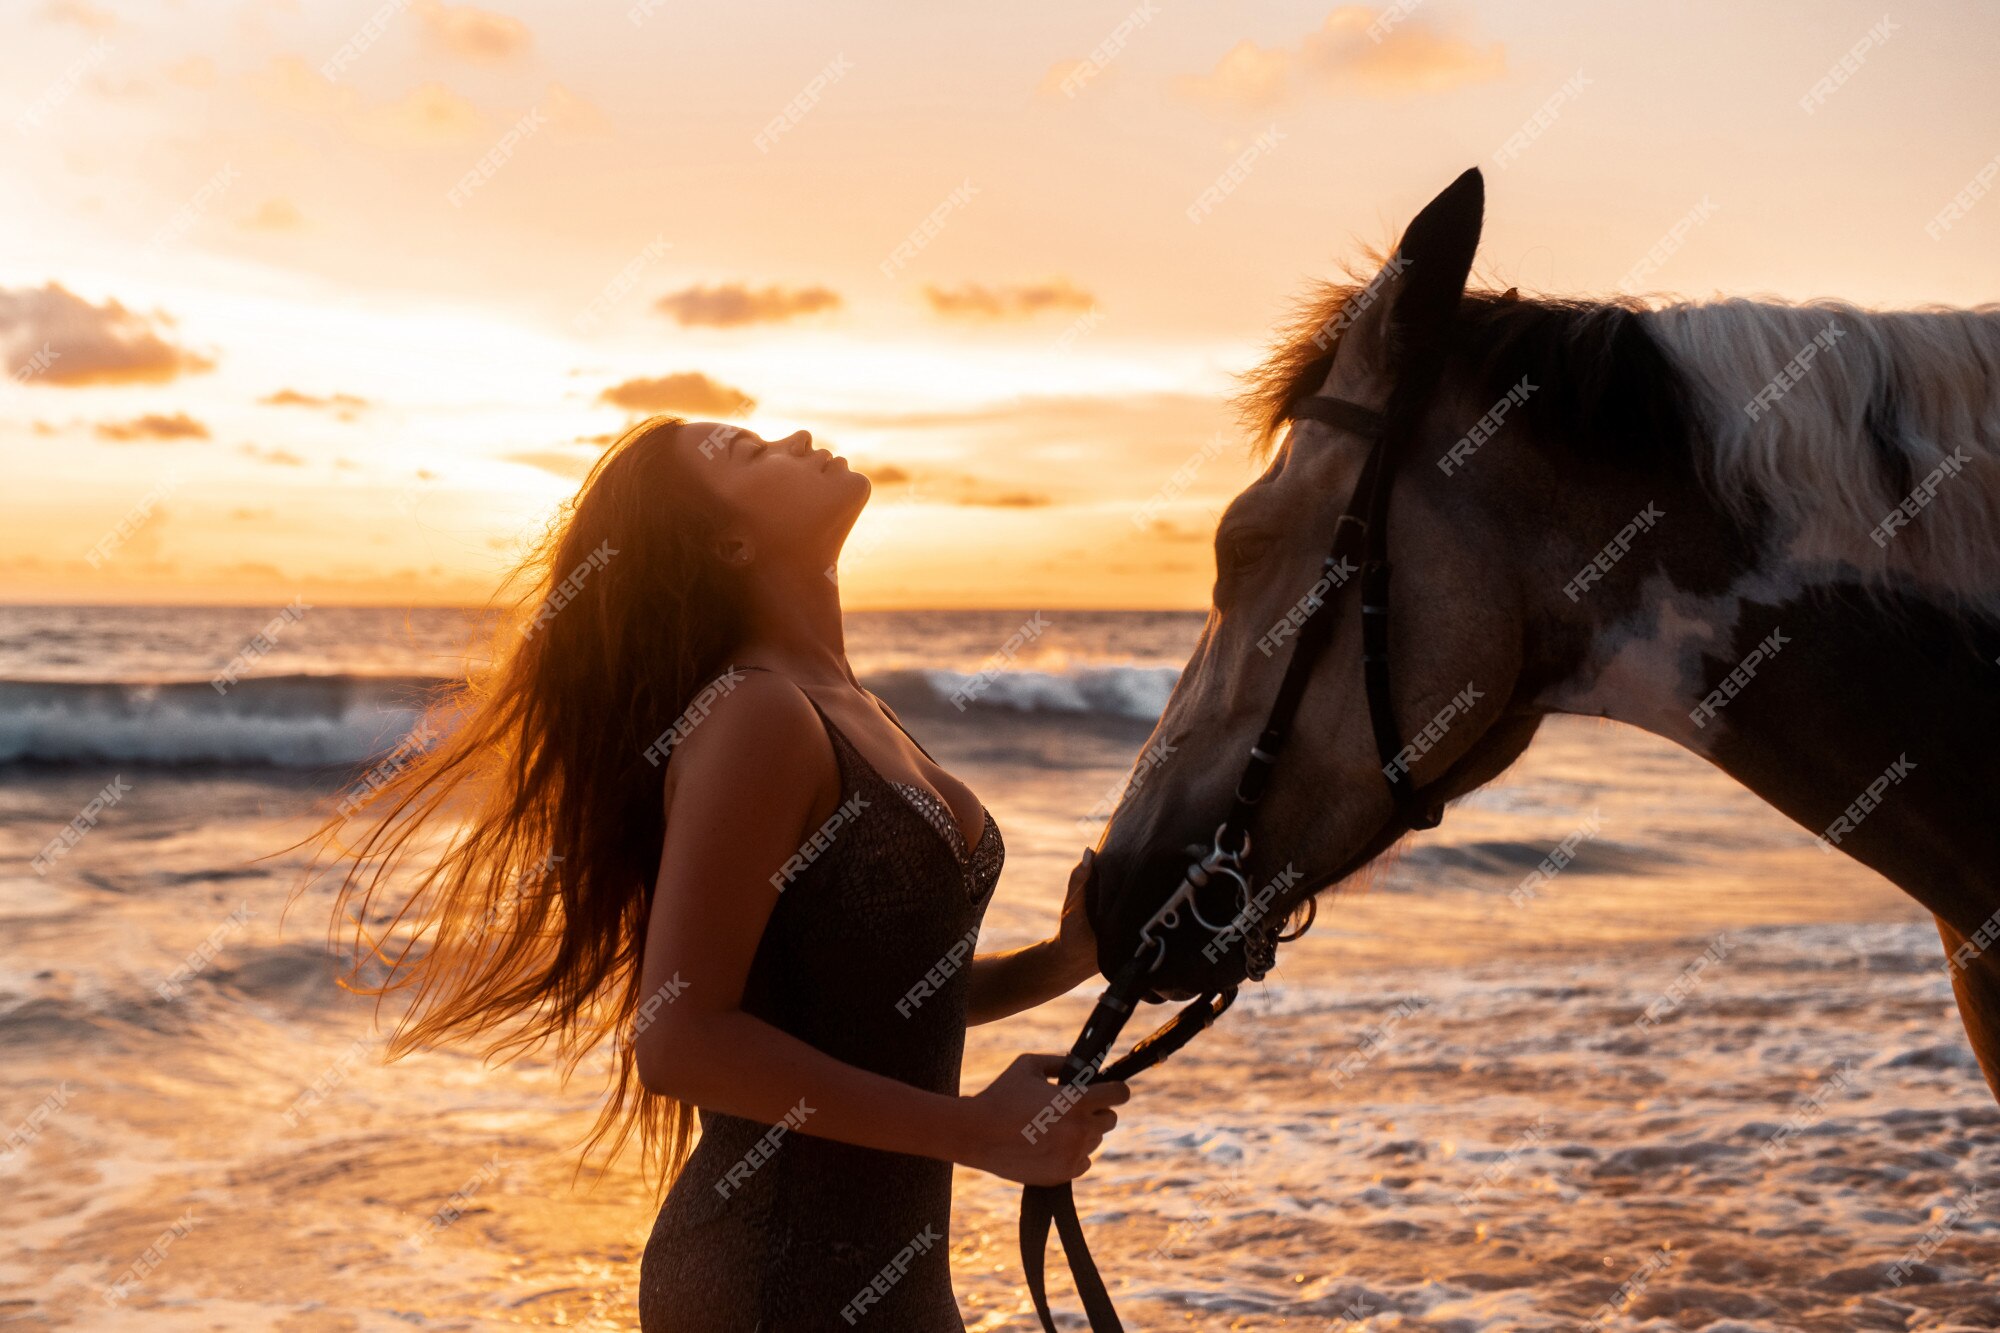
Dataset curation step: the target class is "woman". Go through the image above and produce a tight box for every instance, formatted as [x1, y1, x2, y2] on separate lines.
[314, 414, 1125, 1330]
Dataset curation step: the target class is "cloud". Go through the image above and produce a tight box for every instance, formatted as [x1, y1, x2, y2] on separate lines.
[961, 490, 1051, 508]
[598, 372, 755, 416]
[230, 507, 274, 521]
[923, 279, 1095, 320]
[240, 443, 307, 466]
[39, 0, 116, 32]
[259, 388, 368, 415]
[544, 81, 612, 137]
[1301, 8, 1505, 93]
[354, 82, 491, 146]
[0, 283, 216, 386]
[1172, 40, 1290, 110]
[166, 56, 216, 89]
[414, 0, 533, 63]
[504, 449, 600, 479]
[1175, 8, 1504, 110]
[94, 412, 210, 442]
[654, 283, 843, 328]
[244, 197, 305, 231]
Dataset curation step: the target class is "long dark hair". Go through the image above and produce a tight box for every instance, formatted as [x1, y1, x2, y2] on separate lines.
[305, 414, 746, 1188]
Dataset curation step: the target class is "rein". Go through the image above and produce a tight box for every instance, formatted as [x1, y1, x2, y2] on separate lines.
[1018, 389, 1449, 1331]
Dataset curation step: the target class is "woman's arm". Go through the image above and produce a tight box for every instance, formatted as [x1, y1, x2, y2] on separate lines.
[966, 850, 1101, 1025]
[632, 674, 1124, 1184]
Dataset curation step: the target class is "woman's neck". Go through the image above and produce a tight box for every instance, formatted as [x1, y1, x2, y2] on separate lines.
[734, 563, 855, 688]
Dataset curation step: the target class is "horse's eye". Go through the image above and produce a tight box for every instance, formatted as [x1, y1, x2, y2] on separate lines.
[1221, 532, 1272, 572]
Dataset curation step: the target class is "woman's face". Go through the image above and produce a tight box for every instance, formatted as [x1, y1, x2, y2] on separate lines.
[674, 422, 871, 566]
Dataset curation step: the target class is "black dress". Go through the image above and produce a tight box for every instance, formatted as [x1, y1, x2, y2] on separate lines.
[638, 691, 1001, 1332]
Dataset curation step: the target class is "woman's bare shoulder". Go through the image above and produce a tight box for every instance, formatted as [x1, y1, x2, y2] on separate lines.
[661, 669, 836, 809]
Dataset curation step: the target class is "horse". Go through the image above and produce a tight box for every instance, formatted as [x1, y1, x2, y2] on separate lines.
[1086, 167, 2000, 1103]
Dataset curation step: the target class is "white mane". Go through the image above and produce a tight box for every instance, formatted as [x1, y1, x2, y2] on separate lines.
[1640, 296, 2000, 613]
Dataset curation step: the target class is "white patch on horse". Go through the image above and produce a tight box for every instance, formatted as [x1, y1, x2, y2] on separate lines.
[1537, 567, 1815, 754]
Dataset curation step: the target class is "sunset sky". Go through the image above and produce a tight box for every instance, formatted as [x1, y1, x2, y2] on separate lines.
[5, 0, 1998, 608]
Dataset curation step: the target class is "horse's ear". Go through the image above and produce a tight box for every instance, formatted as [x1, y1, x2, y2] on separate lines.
[1386, 167, 1483, 376]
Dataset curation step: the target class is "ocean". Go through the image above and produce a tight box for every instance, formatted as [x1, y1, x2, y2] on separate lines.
[3, 605, 1996, 1330]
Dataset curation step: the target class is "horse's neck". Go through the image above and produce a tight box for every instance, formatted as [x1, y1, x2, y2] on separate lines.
[1538, 556, 2000, 937]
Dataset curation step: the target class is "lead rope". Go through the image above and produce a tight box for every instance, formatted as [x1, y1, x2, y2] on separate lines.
[1021, 960, 1236, 1333]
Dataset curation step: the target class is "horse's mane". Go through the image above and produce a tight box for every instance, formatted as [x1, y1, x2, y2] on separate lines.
[1241, 271, 2000, 611]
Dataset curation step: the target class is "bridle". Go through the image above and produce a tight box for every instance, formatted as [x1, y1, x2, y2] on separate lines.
[1019, 387, 1452, 1332]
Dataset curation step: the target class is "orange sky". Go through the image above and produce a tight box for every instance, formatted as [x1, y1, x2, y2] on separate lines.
[4, 0, 1998, 608]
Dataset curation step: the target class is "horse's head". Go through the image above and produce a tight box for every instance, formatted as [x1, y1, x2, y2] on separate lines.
[1091, 169, 1565, 995]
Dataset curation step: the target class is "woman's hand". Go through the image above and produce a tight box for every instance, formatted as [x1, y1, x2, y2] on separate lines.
[955, 1052, 1130, 1184]
[1054, 848, 1098, 981]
